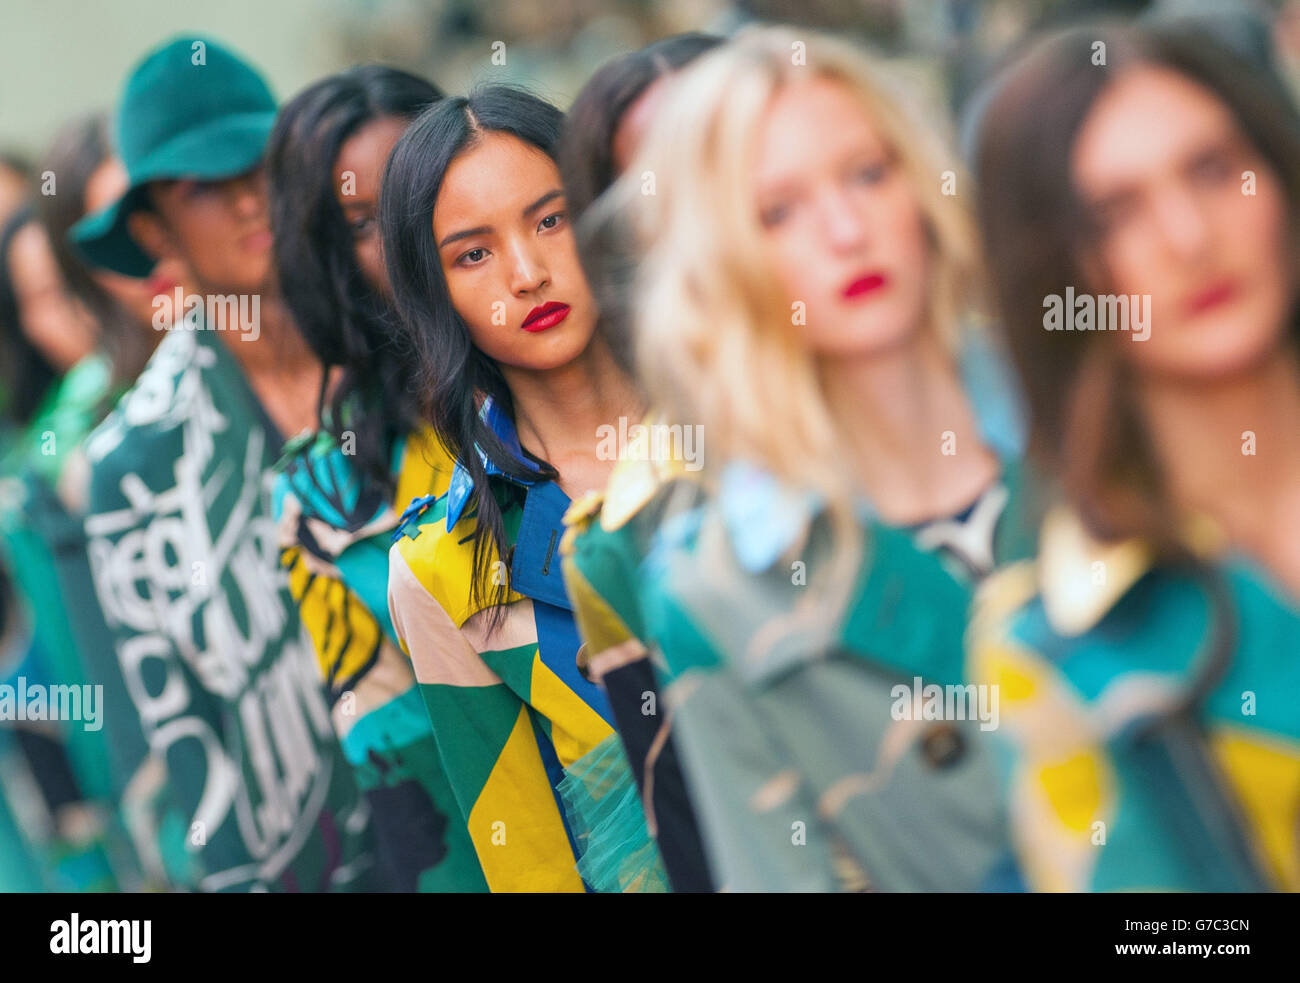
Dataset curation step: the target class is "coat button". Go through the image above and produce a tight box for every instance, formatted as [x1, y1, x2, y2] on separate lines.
[921, 723, 965, 768]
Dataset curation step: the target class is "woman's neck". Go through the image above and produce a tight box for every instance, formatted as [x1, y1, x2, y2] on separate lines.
[503, 339, 644, 500]
[819, 328, 1000, 526]
[1139, 346, 1300, 597]
[219, 290, 324, 440]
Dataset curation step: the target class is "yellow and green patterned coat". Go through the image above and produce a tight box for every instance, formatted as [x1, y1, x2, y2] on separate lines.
[968, 507, 1300, 891]
[386, 397, 663, 892]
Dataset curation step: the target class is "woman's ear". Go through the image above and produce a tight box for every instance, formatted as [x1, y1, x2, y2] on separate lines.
[127, 210, 175, 264]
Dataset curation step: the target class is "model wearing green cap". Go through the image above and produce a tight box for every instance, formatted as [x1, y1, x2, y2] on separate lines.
[71, 34, 321, 440]
[75, 35, 377, 892]
[70, 35, 279, 279]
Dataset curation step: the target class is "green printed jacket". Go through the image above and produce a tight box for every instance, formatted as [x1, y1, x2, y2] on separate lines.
[82, 326, 375, 892]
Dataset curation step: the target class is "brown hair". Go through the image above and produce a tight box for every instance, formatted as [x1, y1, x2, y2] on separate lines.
[976, 21, 1300, 551]
[37, 113, 154, 389]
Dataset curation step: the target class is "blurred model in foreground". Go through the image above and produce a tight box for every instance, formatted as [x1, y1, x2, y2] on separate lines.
[601, 25, 1037, 892]
[971, 22, 1300, 891]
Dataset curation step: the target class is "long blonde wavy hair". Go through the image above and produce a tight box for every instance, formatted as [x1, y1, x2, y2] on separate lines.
[614, 24, 986, 517]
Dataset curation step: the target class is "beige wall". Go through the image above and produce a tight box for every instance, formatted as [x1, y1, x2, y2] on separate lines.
[0, 0, 349, 156]
[3, 0, 968, 165]
[0, 0, 731, 162]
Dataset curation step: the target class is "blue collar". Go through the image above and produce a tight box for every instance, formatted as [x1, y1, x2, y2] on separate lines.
[444, 395, 542, 531]
[957, 326, 1027, 462]
[390, 397, 573, 612]
[449, 397, 574, 611]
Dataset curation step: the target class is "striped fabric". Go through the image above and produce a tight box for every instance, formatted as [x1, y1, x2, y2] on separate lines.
[387, 406, 621, 892]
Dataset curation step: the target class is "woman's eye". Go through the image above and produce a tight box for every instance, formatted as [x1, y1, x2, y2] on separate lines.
[538, 211, 565, 231]
[1189, 149, 1233, 185]
[758, 203, 791, 228]
[457, 247, 488, 266]
[349, 215, 376, 237]
[853, 160, 889, 185]
[183, 181, 220, 200]
[1089, 198, 1138, 239]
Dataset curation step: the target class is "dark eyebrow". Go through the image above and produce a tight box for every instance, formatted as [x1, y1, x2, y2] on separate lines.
[437, 225, 491, 250]
[1084, 187, 1140, 212]
[437, 190, 565, 250]
[523, 189, 564, 217]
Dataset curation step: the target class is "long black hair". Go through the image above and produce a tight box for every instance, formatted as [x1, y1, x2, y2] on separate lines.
[0, 206, 59, 428]
[381, 85, 564, 612]
[267, 65, 443, 494]
[37, 113, 153, 392]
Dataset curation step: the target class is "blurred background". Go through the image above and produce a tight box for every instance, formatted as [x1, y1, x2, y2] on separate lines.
[5, 0, 1299, 165]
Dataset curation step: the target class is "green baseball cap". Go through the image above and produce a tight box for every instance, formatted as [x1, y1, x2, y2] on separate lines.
[69, 35, 277, 277]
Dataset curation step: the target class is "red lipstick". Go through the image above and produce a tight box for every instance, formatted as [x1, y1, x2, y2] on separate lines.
[146, 273, 178, 296]
[522, 301, 570, 332]
[842, 272, 888, 300]
[242, 229, 272, 252]
[1184, 279, 1238, 317]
